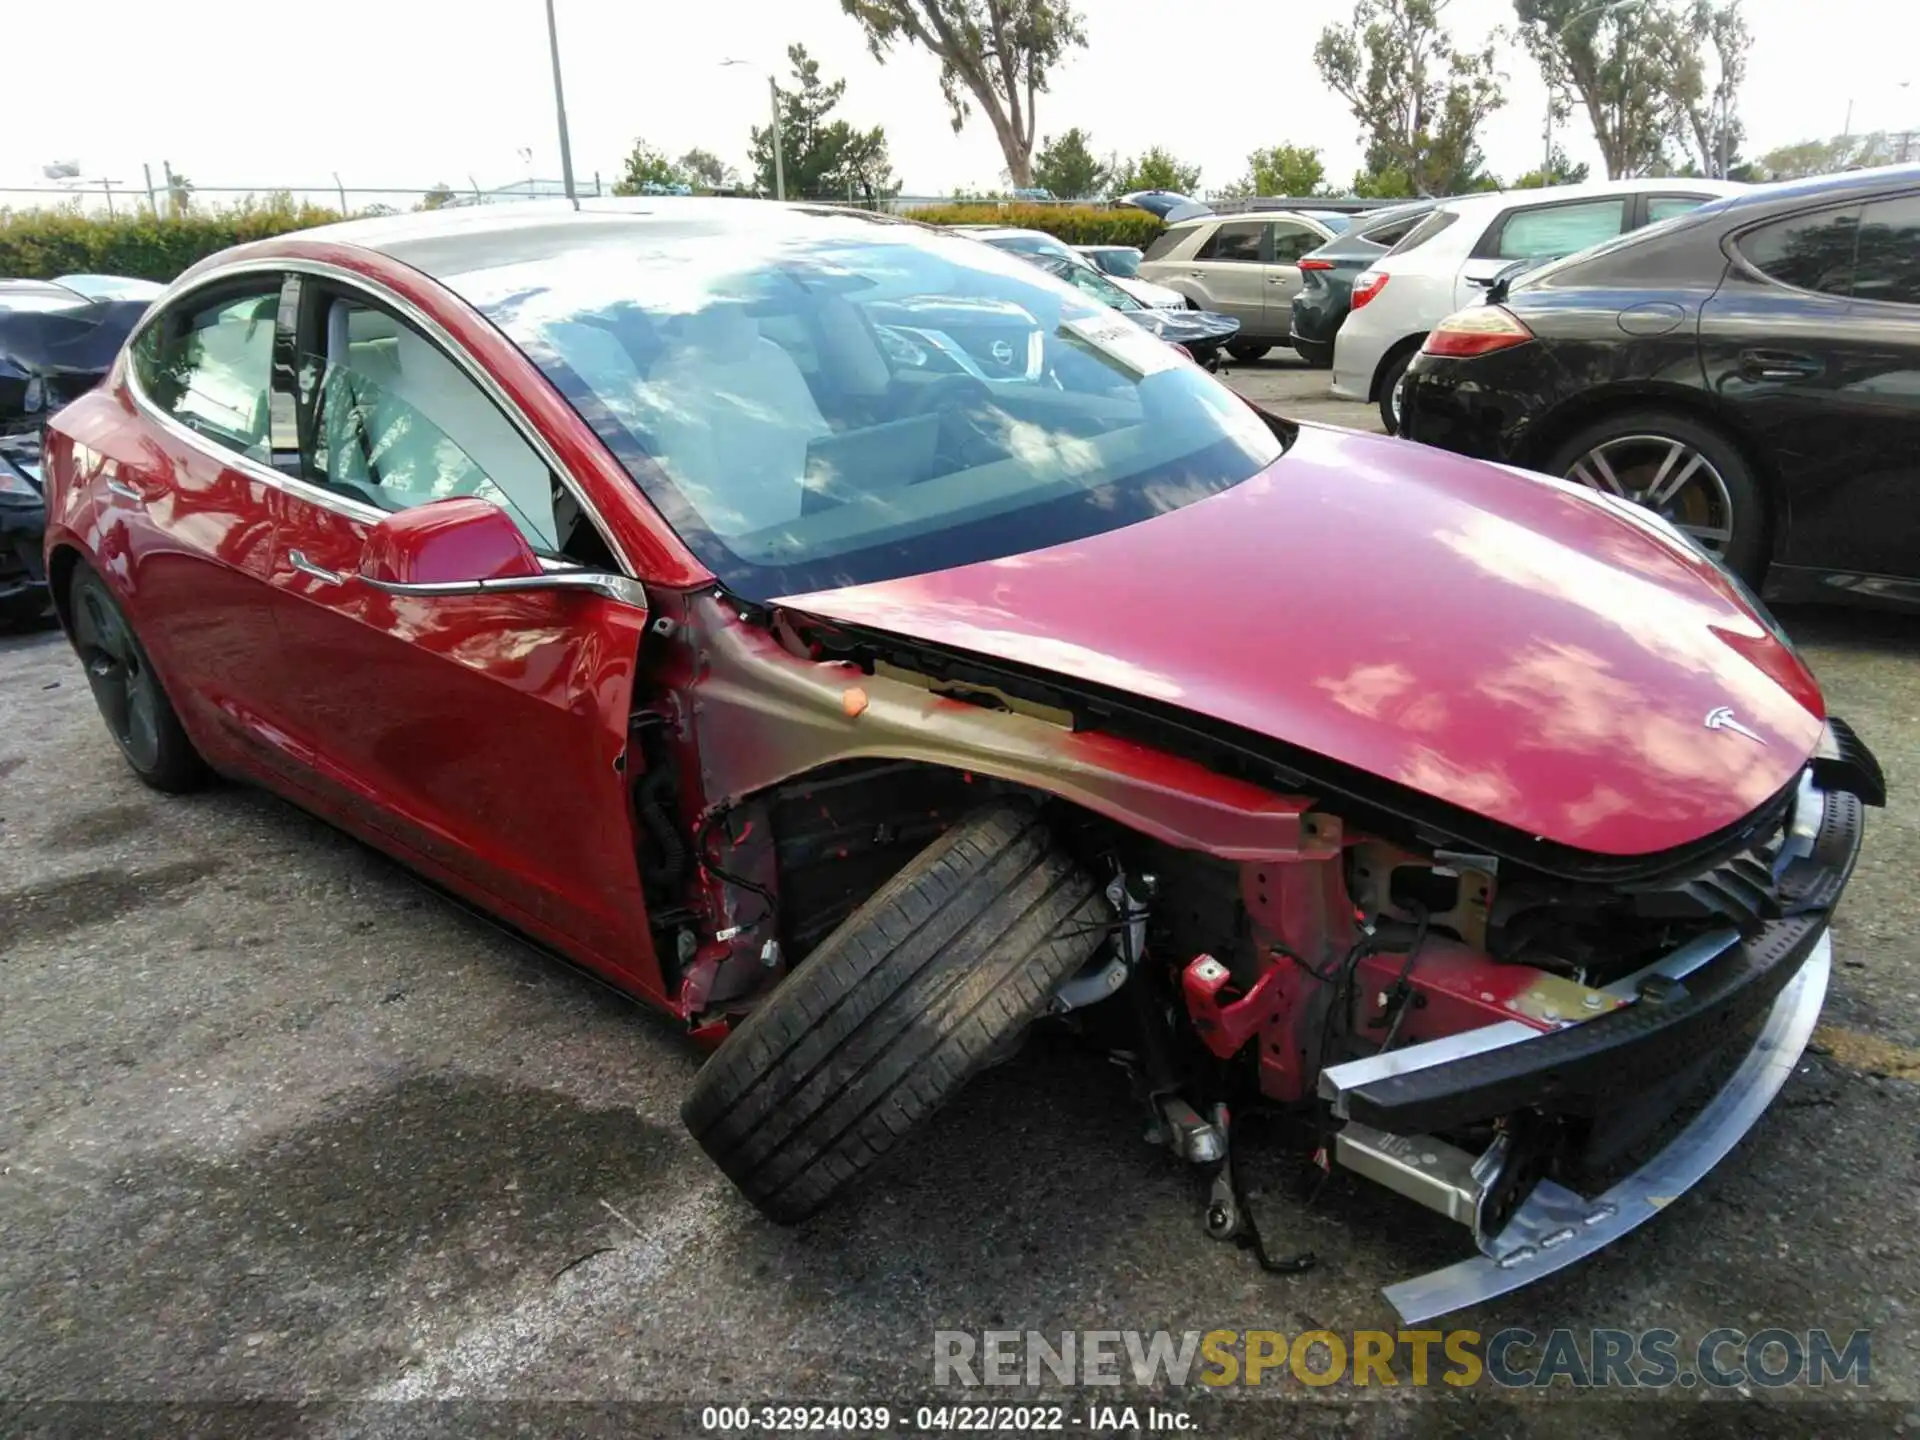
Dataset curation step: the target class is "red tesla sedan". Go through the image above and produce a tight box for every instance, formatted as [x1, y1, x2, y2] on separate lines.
[40, 201, 1880, 1320]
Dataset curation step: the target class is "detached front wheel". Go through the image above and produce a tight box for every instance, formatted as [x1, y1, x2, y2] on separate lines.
[682, 801, 1110, 1223]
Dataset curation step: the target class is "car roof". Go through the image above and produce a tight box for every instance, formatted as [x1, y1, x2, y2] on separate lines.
[1683, 161, 1920, 219]
[259, 197, 927, 282]
[951, 225, 1068, 243]
[1164, 209, 1326, 232]
[1432, 177, 1748, 219]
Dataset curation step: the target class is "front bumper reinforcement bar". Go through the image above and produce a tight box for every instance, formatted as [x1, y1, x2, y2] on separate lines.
[1339, 931, 1831, 1322]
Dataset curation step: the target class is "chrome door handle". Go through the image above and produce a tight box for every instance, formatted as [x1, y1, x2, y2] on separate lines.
[105, 477, 144, 501]
[289, 550, 345, 586]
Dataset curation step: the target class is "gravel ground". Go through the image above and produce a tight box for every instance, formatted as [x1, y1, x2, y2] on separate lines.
[3, 364, 1916, 1437]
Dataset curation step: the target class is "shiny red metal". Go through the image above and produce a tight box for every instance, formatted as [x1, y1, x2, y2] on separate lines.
[360, 497, 541, 584]
[780, 423, 1826, 857]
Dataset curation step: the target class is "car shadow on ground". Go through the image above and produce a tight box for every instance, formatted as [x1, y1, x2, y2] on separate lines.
[1777, 602, 1920, 654]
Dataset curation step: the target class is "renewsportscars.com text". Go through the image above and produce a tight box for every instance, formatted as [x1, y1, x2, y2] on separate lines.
[933, 1328, 1872, 1390]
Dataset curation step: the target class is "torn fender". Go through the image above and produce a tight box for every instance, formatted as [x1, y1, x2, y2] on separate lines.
[685, 592, 1337, 864]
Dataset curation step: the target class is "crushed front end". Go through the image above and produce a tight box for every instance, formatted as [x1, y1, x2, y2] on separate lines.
[1151, 720, 1881, 1319]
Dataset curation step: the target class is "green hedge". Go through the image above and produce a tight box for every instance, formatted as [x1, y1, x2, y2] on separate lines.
[0, 202, 345, 283]
[905, 203, 1164, 247]
[1, 198, 1165, 284]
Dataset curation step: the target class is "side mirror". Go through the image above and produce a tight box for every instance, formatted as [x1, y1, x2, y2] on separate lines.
[357, 497, 647, 607]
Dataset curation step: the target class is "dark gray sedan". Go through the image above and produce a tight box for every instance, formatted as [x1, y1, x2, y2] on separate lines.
[1287, 202, 1437, 367]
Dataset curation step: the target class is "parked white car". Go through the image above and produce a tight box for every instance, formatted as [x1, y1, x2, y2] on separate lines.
[961, 228, 1189, 311]
[1333, 179, 1746, 432]
[1074, 245, 1190, 311]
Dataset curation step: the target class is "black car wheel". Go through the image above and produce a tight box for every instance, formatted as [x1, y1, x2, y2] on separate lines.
[1226, 341, 1272, 364]
[1546, 411, 1766, 580]
[69, 564, 208, 792]
[1377, 349, 1415, 435]
[1290, 337, 1333, 369]
[682, 801, 1110, 1223]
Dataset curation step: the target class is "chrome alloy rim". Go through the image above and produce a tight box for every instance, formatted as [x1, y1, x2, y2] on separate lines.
[73, 586, 162, 771]
[1565, 434, 1735, 553]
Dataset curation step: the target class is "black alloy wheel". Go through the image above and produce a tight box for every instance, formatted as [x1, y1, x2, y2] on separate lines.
[69, 565, 207, 792]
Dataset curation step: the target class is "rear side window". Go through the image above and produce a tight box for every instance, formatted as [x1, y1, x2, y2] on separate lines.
[1196, 221, 1265, 262]
[1385, 210, 1458, 256]
[1268, 222, 1322, 264]
[1140, 228, 1185, 262]
[132, 286, 281, 461]
[1493, 199, 1628, 260]
[1647, 195, 1712, 224]
[1736, 204, 1861, 297]
[1852, 195, 1920, 307]
[1359, 214, 1422, 249]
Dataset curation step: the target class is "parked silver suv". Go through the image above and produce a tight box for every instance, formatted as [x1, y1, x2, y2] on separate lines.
[1137, 212, 1342, 361]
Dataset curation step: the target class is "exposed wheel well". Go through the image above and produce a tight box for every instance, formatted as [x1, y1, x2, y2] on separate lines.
[1370, 334, 1426, 401]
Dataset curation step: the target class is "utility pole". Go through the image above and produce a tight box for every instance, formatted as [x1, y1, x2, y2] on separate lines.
[143, 163, 157, 216]
[770, 74, 786, 202]
[544, 0, 579, 207]
[722, 60, 785, 201]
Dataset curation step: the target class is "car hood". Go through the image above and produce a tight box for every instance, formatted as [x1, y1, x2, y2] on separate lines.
[1110, 275, 1188, 310]
[778, 424, 1825, 858]
[1128, 308, 1239, 343]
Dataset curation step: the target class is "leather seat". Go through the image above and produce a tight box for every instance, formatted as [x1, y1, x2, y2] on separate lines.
[638, 305, 830, 537]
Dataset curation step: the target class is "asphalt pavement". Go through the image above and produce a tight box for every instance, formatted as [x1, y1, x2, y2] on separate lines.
[2, 362, 1916, 1436]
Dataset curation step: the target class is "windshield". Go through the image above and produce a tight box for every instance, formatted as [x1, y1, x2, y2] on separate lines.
[1032, 254, 1143, 311]
[979, 231, 1076, 261]
[456, 218, 1284, 600]
[1086, 247, 1142, 277]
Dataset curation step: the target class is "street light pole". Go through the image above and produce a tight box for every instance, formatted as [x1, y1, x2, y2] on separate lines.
[723, 60, 786, 200]
[1544, 0, 1645, 178]
[544, 0, 579, 207]
[769, 74, 787, 202]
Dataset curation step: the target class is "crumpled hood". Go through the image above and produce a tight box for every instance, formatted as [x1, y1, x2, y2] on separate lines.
[779, 423, 1826, 858]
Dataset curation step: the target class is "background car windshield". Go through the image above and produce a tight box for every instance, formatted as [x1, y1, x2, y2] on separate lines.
[1089, 248, 1142, 277]
[455, 219, 1283, 599]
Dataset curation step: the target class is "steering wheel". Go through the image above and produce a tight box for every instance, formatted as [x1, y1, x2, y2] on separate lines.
[901, 374, 1003, 471]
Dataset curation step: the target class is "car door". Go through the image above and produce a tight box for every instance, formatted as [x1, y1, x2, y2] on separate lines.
[115, 279, 286, 761]
[1180, 220, 1268, 326]
[1456, 196, 1634, 308]
[1261, 219, 1326, 336]
[259, 276, 662, 992]
[1705, 190, 1920, 583]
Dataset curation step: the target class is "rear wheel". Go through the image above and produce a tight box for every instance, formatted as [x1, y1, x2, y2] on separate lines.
[68, 565, 208, 793]
[1290, 337, 1333, 369]
[1545, 410, 1766, 580]
[1226, 341, 1272, 364]
[682, 801, 1110, 1223]
[1376, 348, 1415, 435]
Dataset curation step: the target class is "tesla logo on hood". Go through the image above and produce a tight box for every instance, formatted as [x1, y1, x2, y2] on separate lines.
[1705, 706, 1768, 744]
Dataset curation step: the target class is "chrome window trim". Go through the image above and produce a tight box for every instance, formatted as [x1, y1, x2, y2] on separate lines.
[122, 256, 639, 579]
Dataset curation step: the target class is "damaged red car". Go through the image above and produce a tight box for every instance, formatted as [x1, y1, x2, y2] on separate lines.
[41, 202, 1883, 1320]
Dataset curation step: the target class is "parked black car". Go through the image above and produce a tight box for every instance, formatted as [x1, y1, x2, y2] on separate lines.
[1027, 254, 1242, 368]
[0, 278, 156, 619]
[1286, 201, 1437, 368]
[1400, 166, 1920, 609]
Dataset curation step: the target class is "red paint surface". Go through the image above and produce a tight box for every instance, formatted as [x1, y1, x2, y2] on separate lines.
[360, 497, 542, 585]
[782, 423, 1825, 857]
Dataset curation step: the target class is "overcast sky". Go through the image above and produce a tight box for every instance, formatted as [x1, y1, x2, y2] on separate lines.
[3, 0, 1914, 207]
